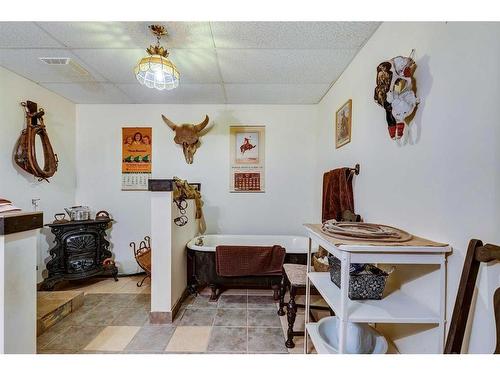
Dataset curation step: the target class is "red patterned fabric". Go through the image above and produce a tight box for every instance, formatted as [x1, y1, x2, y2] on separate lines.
[215, 245, 286, 277]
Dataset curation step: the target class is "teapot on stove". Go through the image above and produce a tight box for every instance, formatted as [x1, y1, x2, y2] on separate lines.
[64, 206, 91, 221]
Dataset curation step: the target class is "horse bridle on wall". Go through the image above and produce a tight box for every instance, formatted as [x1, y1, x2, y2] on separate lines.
[14, 100, 58, 182]
[173, 197, 189, 226]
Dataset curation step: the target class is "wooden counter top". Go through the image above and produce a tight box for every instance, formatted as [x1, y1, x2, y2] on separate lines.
[0, 211, 43, 235]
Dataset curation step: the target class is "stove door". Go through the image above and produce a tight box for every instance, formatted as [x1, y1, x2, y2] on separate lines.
[63, 232, 100, 275]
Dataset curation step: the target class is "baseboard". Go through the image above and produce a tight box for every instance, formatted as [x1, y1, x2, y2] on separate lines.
[149, 287, 190, 324]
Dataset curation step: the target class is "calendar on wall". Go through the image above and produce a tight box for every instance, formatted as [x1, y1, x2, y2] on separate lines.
[234, 172, 261, 191]
[229, 126, 265, 193]
[121, 127, 152, 191]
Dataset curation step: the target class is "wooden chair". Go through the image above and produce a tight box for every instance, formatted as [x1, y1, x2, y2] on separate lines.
[445, 239, 500, 354]
[278, 264, 333, 348]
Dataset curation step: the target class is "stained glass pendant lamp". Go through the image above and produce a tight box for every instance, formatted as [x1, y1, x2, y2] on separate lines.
[134, 25, 180, 90]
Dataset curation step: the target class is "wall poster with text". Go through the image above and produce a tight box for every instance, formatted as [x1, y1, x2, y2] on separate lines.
[121, 127, 152, 190]
[229, 126, 265, 193]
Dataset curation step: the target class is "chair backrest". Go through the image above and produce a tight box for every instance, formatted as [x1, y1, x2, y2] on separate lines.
[445, 239, 500, 354]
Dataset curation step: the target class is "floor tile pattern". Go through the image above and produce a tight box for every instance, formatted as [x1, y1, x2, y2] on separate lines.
[37, 277, 304, 354]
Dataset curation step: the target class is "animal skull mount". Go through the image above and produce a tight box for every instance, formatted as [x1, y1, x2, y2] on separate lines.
[374, 51, 419, 140]
[161, 115, 210, 164]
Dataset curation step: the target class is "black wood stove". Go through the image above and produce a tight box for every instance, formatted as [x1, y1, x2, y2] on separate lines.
[41, 218, 118, 290]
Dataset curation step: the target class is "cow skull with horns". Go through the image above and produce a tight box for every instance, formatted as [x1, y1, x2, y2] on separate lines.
[161, 114, 210, 164]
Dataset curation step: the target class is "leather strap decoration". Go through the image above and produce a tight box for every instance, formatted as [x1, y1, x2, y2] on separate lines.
[14, 100, 58, 181]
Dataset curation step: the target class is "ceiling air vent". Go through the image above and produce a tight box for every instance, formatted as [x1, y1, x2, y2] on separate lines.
[39, 57, 71, 65]
[38, 57, 92, 79]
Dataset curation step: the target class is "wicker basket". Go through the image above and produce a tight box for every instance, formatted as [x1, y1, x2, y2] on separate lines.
[312, 254, 331, 272]
[132, 236, 151, 275]
[328, 254, 389, 300]
[136, 248, 151, 274]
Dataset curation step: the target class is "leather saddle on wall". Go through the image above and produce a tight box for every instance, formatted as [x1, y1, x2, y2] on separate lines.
[14, 100, 58, 181]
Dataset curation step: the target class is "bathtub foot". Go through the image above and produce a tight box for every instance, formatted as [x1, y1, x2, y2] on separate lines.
[209, 284, 218, 301]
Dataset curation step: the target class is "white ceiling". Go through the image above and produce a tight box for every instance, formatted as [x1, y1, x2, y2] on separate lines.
[0, 22, 380, 104]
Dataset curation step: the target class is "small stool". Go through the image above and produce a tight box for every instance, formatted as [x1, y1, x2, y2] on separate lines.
[278, 263, 333, 348]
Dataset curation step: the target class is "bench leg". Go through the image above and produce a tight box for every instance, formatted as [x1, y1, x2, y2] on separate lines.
[272, 284, 280, 301]
[209, 284, 218, 301]
[277, 274, 286, 316]
[285, 285, 297, 348]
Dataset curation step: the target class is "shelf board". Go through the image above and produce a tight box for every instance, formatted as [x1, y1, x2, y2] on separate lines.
[305, 323, 332, 354]
[304, 224, 450, 253]
[308, 272, 440, 324]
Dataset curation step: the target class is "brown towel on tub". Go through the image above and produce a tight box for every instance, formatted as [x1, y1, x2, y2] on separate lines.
[322, 167, 354, 223]
[215, 245, 286, 277]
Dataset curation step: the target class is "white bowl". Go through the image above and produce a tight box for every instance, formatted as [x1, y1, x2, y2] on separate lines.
[317, 316, 388, 354]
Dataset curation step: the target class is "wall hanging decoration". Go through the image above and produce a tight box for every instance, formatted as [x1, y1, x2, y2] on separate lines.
[134, 25, 180, 91]
[172, 176, 205, 233]
[374, 50, 419, 140]
[121, 127, 152, 190]
[161, 114, 210, 164]
[335, 99, 352, 148]
[14, 100, 58, 182]
[229, 126, 265, 193]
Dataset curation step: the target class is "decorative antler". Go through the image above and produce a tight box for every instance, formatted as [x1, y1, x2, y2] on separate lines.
[194, 115, 209, 132]
[161, 115, 177, 131]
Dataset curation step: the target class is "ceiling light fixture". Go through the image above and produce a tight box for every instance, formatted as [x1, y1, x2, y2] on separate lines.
[134, 25, 180, 91]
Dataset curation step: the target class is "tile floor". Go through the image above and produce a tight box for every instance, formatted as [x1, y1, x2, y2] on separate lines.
[37, 275, 317, 354]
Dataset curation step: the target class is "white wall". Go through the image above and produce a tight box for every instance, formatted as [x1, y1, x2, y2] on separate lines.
[0, 66, 76, 281]
[315, 22, 500, 353]
[76, 104, 318, 274]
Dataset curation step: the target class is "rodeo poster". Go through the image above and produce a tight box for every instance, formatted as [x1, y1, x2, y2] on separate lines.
[229, 126, 265, 193]
[121, 127, 152, 191]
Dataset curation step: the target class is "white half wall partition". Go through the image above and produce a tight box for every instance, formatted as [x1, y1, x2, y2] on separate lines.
[0, 212, 43, 354]
[150, 189, 197, 323]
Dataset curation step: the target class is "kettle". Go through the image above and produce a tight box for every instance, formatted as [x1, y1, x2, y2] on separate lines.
[64, 206, 91, 221]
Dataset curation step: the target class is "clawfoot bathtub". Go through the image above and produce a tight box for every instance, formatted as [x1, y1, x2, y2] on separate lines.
[186, 234, 309, 301]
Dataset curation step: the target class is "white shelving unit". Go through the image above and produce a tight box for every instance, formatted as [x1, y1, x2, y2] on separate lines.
[305, 323, 331, 353]
[303, 224, 451, 354]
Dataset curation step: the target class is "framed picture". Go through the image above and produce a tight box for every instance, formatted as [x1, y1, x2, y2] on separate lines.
[229, 126, 265, 193]
[335, 99, 352, 148]
[235, 131, 260, 164]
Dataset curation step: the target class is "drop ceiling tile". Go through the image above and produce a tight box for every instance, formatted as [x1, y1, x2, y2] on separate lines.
[118, 83, 225, 104]
[41, 83, 132, 104]
[170, 49, 222, 83]
[0, 22, 64, 48]
[37, 22, 214, 49]
[211, 22, 380, 49]
[0, 49, 106, 83]
[73, 48, 221, 84]
[225, 83, 330, 104]
[72, 48, 144, 83]
[218, 48, 357, 84]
